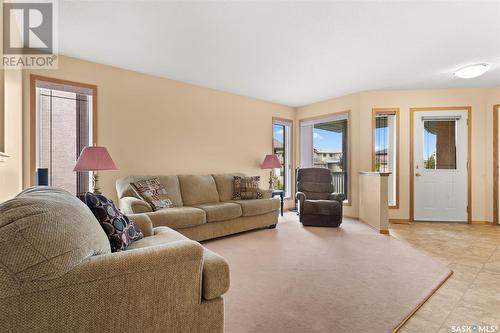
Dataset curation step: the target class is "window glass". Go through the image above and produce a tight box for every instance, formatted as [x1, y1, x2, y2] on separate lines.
[313, 119, 348, 198]
[423, 120, 456, 170]
[273, 123, 286, 191]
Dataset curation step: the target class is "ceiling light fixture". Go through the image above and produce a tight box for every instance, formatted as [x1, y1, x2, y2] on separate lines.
[454, 63, 490, 79]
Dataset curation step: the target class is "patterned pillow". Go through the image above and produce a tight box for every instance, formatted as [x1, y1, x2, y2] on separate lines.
[131, 178, 174, 211]
[232, 176, 264, 200]
[85, 192, 144, 252]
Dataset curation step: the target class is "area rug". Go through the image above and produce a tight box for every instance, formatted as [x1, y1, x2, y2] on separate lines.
[203, 213, 452, 333]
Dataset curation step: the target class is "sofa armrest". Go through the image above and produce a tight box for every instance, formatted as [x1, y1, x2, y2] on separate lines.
[21, 240, 203, 295]
[202, 249, 230, 300]
[329, 193, 346, 203]
[261, 189, 273, 199]
[120, 196, 152, 214]
[14, 241, 206, 332]
[127, 213, 154, 237]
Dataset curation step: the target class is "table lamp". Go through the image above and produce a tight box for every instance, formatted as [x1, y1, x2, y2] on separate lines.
[74, 146, 117, 194]
[261, 154, 281, 190]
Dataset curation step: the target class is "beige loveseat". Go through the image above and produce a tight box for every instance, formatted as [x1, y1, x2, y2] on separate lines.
[0, 187, 229, 333]
[116, 173, 280, 241]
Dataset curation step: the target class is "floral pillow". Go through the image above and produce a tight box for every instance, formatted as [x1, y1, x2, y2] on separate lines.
[85, 192, 143, 252]
[232, 176, 263, 200]
[131, 178, 174, 211]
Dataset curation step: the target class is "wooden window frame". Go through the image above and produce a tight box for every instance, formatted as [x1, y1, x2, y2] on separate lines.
[372, 108, 400, 209]
[272, 117, 293, 198]
[30, 74, 98, 186]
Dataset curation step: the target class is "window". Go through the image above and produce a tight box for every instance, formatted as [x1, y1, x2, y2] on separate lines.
[300, 111, 350, 201]
[32, 76, 96, 196]
[373, 109, 399, 207]
[272, 118, 292, 197]
[423, 120, 456, 170]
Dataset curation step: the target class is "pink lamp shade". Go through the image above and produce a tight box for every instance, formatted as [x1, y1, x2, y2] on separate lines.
[74, 146, 117, 172]
[261, 154, 281, 169]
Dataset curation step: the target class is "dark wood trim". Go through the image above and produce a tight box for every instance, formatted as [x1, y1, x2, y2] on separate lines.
[372, 108, 400, 209]
[409, 106, 472, 224]
[29, 74, 98, 186]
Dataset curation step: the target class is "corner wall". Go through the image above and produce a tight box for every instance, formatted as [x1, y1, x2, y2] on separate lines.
[22, 56, 296, 203]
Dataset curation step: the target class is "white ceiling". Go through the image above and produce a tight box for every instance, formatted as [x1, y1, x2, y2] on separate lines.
[59, 1, 500, 107]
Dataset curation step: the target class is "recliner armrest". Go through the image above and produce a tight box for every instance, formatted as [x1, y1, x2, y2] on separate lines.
[329, 193, 346, 203]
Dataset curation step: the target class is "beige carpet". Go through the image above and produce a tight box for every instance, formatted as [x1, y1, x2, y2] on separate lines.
[203, 213, 452, 333]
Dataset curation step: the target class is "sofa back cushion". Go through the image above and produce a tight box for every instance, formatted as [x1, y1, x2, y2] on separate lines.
[179, 175, 220, 206]
[0, 187, 111, 282]
[212, 173, 246, 202]
[116, 175, 183, 207]
[297, 168, 334, 200]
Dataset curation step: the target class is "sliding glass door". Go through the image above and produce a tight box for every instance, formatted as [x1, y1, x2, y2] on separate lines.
[300, 113, 349, 200]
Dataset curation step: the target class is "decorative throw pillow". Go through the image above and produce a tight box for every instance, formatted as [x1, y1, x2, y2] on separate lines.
[131, 178, 174, 211]
[85, 192, 144, 252]
[232, 176, 264, 200]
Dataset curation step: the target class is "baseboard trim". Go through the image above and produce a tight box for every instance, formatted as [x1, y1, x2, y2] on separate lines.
[357, 217, 390, 235]
[389, 219, 412, 224]
[470, 220, 495, 225]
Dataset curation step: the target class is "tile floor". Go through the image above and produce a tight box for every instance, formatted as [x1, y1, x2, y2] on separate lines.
[390, 222, 500, 333]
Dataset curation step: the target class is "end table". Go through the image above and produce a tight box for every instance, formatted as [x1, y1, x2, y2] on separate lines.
[272, 190, 284, 216]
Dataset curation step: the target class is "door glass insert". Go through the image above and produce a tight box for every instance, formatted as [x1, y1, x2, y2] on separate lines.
[423, 120, 456, 170]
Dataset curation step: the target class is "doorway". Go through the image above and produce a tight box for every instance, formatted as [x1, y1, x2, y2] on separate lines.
[410, 107, 471, 223]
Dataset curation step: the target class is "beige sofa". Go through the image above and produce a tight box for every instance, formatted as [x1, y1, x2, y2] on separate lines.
[0, 187, 229, 332]
[116, 173, 280, 241]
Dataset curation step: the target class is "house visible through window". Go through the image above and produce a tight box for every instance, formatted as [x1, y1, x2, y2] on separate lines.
[34, 78, 95, 196]
[300, 112, 349, 201]
[373, 110, 398, 207]
[273, 119, 292, 197]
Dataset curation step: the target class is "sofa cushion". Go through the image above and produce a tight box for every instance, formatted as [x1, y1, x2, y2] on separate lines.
[194, 202, 242, 223]
[131, 178, 174, 211]
[232, 198, 280, 217]
[0, 187, 111, 282]
[302, 200, 342, 216]
[212, 173, 245, 201]
[116, 175, 183, 207]
[146, 207, 206, 229]
[127, 226, 189, 250]
[232, 176, 263, 200]
[179, 175, 220, 206]
[85, 192, 144, 252]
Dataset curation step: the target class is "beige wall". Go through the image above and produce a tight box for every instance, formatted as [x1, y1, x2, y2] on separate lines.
[358, 173, 389, 233]
[296, 87, 500, 222]
[0, 69, 23, 202]
[22, 56, 296, 203]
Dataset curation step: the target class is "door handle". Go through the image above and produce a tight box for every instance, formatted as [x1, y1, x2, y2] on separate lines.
[415, 172, 422, 177]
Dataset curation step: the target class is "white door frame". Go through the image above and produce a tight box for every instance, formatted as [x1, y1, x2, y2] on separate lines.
[410, 106, 471, 223]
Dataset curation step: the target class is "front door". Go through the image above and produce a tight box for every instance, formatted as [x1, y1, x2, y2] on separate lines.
[413, 110, 468, 222]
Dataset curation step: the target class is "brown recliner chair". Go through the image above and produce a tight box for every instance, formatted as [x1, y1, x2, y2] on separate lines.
[296, 168, 345, 227]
